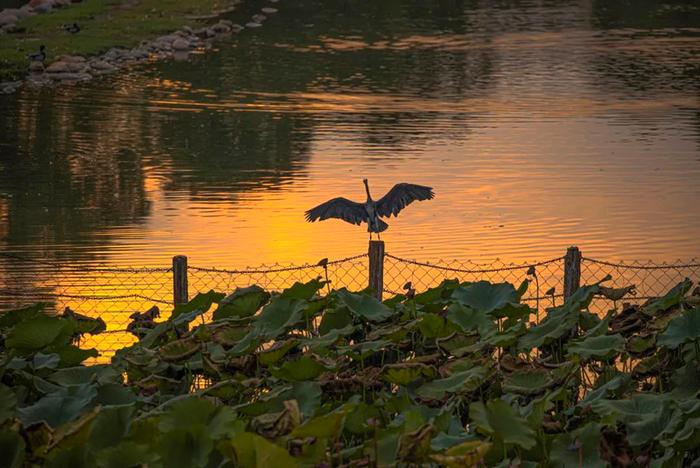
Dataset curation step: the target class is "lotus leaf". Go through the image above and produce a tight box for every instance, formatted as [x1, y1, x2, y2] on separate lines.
[550, 423, 604, 468]
[280, 278, 328, 300]
[446, 303, 498, 336]
[470, 399, 536, 449]
[657, 307, 700, 349]
[502, 369, 553, 395]
[270, 356, 329, 381]
[253, 296, 307, 340]
[336, 289, 393, 322]
[416, 366, 488, 400]
[290, 405, 348, 439]
[567, 334, 625, 360]
[0, 429, 25, 468]
[0, 384, 16, 423]
[452, 281, 530, 319]
[383, 362, 435, 385]
[258, 339, 299, 366]
[643, 279, 693, 315]
[6, 315, 74, 353]
[223, 432, 298, 467]
[430, 440, 492, 467]
[213, 286, 270, 320]
[18, 383, 97, 427]
[171, 290, 224, 321]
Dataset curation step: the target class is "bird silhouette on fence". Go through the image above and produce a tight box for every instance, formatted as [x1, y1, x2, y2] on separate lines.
[305, 179, 434, 239]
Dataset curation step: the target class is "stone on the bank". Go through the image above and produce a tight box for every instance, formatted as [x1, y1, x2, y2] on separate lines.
[231, 23, 244, 33]
[48, 71, 91, 81]
[172, 38, 190, 51]
[0, 81, 22, 94]
[45, 61, 71, 73]
[211, 22, 231, 34]
[246, 22, 262, 28]
[90, 60, 115, 72]
[252, 14, 266, 22]
[261, 7, 278, 14]
[0, 12, 18, 26]
[28, 61, 44, 72]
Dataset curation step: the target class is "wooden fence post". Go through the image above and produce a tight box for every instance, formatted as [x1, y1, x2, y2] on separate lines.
[173, 255, 189, 305]
[563, 246, 581, 300]
[368, 240, 385, 301]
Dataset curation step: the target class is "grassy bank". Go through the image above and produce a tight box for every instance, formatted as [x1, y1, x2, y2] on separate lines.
[0, 0, 239, 81]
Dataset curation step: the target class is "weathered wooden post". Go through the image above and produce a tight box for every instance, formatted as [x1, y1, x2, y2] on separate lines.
[563, 246, 581, 300]
[173, 255, 189, 305]
[368, 240, 385, 301]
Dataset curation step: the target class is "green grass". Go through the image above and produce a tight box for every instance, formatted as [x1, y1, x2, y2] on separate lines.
[0, 0, 237, 81]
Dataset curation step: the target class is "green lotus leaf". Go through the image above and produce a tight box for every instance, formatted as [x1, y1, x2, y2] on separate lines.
[269, 356, 330, 381]
[18, 383, 97, 427]
[94, 442, 159, 468]
[253, 296, 307, 340]
[469, 399, 536, 449]
[258, 339, 298, 366]
[0, 429, 25, 468]
[627, 402, 675, 446]
[502, 369, 553, 395]
[416, 366, 488, 400]
[49, 344, 99, 367]
[159, 338, 200, 362]
[344, 402, 382, 434]
[671, 363, 700, 399]
[222, 432, 298, 468]
[581, 311, 612, 336]
[87, 405, 135, 451]
[280, 278, 328, 300]
[666, 416, 700, 452]
[414, 279, 460, 306]
[382, 362, 435, 386]
[550, 423, 604, 468]
[643, 278, 693, 315]
[318, 307, 353, 335]
[32, 352, 60, 370]
[627, 335, 656, 355]
[591, 393, 665, 423]
[566, 334, 624, 360]
[451, 281, 530, 319]
[48, 365, 121, 386]
[446, 303, 498, 336]
[284, 381, 322, 419]
[418, 313, 458, 339]
[430, 440, 492, 468]
[171, 290, 224, 321]
[657, 308, 700, 349]
[210, 323, 250, 347]
[94, 384, 136, 406]
[213, 286, 270, 320]
[579, 374, 631, 406]
[336, 289, 393, 322]
[300, 325, 355, 352]
[0, 384, 17, 423]
[157, 424, 214, 468]
[290, 406, 349, 439]
[6, 314, 74, 353]
[517, 307, 578, 350]
[0, 303, 45, 329]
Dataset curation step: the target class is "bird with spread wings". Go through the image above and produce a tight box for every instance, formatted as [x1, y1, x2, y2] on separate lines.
[305, 179, 434, 239]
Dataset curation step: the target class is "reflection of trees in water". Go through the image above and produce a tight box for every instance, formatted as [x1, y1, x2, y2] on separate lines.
[0, 91, 151, 255]
[588, 0, 700, 96]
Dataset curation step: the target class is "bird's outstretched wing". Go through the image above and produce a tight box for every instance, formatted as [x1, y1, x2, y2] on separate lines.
[305, 197, 367, 225]
[376, 183, 434, 218]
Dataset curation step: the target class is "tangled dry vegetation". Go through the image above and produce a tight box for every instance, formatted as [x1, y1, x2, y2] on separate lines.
[1, 275, 700, 467]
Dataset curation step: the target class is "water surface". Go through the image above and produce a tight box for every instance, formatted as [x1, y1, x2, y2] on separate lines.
[1, 0, 699, 273]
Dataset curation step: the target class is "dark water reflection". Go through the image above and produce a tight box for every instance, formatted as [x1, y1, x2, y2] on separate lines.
[1, 0, 699, 275]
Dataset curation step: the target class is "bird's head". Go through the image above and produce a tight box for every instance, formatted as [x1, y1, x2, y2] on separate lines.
[362, 178, 368, 185]
[39, 45, 45, 51]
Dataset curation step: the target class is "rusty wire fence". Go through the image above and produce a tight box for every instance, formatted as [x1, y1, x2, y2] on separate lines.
[1, 248, 699, 363]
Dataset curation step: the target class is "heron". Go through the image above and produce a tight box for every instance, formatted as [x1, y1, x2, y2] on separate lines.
[305, 179, 434, 239]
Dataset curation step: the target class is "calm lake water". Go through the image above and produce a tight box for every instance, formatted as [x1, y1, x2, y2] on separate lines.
[1, 0, 699, 272]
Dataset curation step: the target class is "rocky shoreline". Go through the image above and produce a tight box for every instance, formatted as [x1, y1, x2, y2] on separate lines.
[0, 1, 279, 95]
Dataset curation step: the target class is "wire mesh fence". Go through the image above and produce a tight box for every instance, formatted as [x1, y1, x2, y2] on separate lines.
[0, 248, 698, 363]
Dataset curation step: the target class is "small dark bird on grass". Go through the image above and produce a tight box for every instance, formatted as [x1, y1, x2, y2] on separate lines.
[27, 45, 46, 62]
[64, 22, 80, 34]
[305, 179, 434, 239]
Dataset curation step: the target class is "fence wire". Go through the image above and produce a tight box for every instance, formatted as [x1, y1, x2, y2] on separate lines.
[0, 251, 698, 364]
